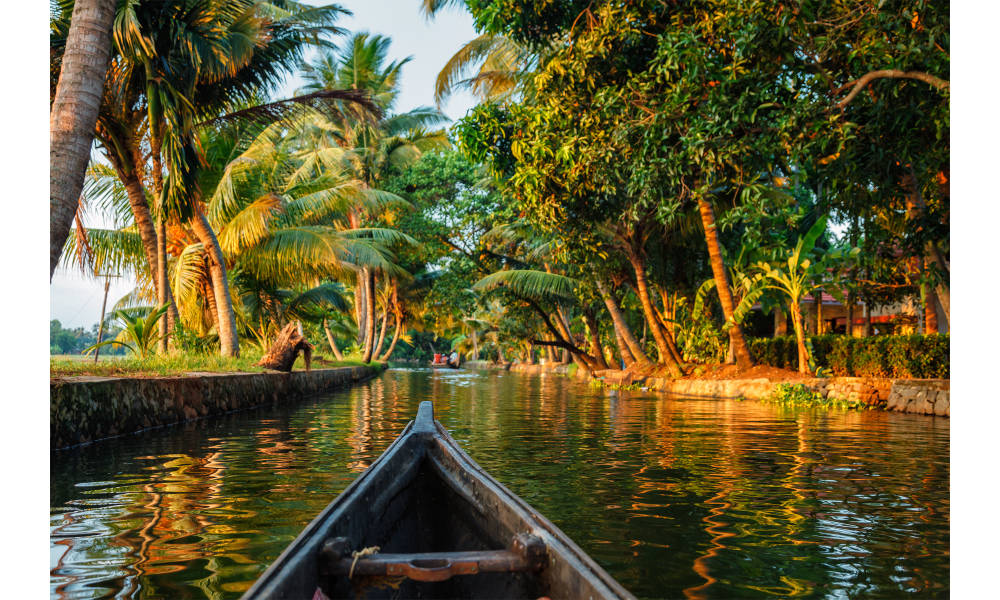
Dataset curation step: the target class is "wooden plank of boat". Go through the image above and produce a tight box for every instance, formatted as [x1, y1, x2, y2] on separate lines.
[242, 401, 636, 600]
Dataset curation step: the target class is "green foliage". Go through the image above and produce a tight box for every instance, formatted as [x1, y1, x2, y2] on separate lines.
[749, 334, 949, 379]
[761, 383, 866, 411]
[84, 305, 172, 359]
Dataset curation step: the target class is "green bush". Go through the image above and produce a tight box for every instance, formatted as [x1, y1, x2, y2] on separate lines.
[749, 334, 949, 379]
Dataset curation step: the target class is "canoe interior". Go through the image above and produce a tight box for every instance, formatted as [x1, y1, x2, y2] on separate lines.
[243, 402, 633, 600]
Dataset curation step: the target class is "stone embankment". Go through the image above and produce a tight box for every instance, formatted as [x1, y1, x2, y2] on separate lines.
[468, 362, 948, 417]
[51, 364, 385, 449]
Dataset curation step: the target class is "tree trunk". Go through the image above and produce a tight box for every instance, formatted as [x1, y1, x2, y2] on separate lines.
[50, 0, 117, 280]
[582, 311, 610, 370]
[371, 308, 390, 361]
[190, 207, 239, 357]
[257, 322, 313, 372]
[790, 300, 812, 374]
[924, 287, 939, 334]
[697, 197, 755, 371]
[362, 269, 377, 362]
[596, 280, 655, 369]
[158, 218, 169, 352]
[115, 163, 182, 335]
[203, 277, 221, 335]
[774, 305, 787, 337]
[814, 292, 823, 335]
[902, 169, 950, 326]
[625, 252, 683, 377]
[323, 319, 344, 361]
[355, 271, 367, 347]
[382, 314, 403, 360]
[613, 325, 635, 370]
[472, 328, 479, 361]
[864, 303, 872, 337]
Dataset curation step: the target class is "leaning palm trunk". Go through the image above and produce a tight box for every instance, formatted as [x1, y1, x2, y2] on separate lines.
[697, 197, 755, 371]
[371, 309, 390, 361]
[362, 269, 377, 362]
[50, 0, 117, 280]
[118, 167, 182, 333]
[624, 254, 684, 378]
[381, 314, 403, 360]
[613, 326, 635, 370]
[323, 319, 344, 361]
[190, 207, 239, 357]
[596, 280, 654, 369]
[581, 311, 610, 370]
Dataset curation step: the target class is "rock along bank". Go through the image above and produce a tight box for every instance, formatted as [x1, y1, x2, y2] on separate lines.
[51, 364, 386, 449]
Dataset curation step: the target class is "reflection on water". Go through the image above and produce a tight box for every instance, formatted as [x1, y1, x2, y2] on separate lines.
[51, 367, 949, 599]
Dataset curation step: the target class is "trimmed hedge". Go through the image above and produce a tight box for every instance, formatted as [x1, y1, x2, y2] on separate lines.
[748, 334, 949, 379]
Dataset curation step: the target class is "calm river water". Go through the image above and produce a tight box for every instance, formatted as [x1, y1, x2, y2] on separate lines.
[51, 367, 949, 599]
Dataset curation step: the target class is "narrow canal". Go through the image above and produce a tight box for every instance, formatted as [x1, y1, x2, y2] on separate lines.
[51, 366, 949, 599]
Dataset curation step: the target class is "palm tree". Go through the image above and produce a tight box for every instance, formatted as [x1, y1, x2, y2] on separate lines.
[297, 33, 450, 362]
[50, 0, 118, 280]
[106, 0, 351, 356]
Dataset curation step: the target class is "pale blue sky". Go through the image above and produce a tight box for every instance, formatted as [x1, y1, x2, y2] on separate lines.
[49, 0, 480, 329]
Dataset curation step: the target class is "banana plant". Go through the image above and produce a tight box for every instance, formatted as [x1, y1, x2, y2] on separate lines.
[754, 216, 859, 374]
[83, 304, 172, 359]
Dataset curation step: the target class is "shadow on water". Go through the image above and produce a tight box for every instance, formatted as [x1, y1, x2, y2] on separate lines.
[51, 367, 949, 599]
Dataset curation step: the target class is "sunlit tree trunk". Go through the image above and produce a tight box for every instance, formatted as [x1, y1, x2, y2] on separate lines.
[372, 308, 389, 361]
[190, 207, 239, 356]
[903, 169, 950, 326]
[625, 253, 684, 377]
[597, 280, 654, 369]
[50, 0, 117, 280]
[382, 313, 403, 360]
[582, 310, 610, 370]
[790, 300, 812, 374]
[324, 319, 344, 361]
[924, 288, 939, 334]
[362, 270, 377, 362]
[613, 326, 635, 370]
[697, 197, 755, 371]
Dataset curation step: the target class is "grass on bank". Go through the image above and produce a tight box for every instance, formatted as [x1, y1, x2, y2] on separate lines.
[50, 350, 378, 379]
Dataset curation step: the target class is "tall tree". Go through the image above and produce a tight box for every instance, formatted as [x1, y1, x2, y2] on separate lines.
[50, 0, 117, 280]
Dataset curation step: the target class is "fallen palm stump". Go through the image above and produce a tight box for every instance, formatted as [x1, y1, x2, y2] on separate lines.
[257, 323, 314, 372]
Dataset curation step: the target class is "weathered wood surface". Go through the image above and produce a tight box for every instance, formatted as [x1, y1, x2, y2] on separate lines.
[257, 323, 314, 372]
[241, 401, 636, 600]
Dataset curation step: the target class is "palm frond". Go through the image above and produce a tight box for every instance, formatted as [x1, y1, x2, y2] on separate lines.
[473, 270, 579, 300]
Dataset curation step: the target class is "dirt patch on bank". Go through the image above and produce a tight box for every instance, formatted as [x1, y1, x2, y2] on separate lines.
[640, 363, 810, 382]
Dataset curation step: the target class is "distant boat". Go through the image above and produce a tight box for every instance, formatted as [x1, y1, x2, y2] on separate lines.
[430, 361, 460, 369]
[241, 401, 635, 600]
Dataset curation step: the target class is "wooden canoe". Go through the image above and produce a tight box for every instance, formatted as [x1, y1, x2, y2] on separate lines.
[430, 362, 460, 369]
[242, 401, 635, 600]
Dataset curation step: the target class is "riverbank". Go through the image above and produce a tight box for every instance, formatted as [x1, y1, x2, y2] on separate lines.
[51, 364, 386, 449]
[465, 361, 949, 417]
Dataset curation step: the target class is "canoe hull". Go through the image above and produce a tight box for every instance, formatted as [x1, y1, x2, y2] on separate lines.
[242, 402, 634, 600]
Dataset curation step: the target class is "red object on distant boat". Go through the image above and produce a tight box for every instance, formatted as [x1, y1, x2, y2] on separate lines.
[434, 353, 442, 363]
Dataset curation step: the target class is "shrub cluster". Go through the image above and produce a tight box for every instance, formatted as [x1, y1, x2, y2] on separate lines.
[748, 334, 949, 379]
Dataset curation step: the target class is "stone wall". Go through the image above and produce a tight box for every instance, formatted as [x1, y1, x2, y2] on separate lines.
[503, 364, 948, 417]
[885, 380, 950, 417]
[51, 365, 385, 449]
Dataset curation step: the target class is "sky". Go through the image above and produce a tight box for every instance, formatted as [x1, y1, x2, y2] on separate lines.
[48, 0, 481, 329]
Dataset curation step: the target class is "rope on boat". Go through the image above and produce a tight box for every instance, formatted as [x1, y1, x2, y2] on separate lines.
[349, 546, 380, 578]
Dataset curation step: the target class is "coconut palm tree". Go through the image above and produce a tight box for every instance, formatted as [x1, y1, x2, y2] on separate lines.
[50, 0, 117, 280]
[297, 33, 450, 362]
